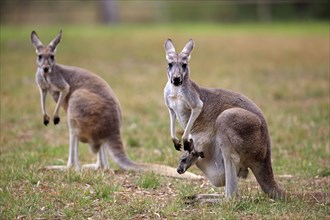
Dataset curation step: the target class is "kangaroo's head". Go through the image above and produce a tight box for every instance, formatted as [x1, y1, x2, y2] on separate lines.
[177, 145, 204, 174]
[164, 39, 194, 86]
[31, 30, 62, 74]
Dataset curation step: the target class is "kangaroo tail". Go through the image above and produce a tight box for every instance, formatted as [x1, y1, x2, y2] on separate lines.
[105, 138, 202, 180]
[251, 146, 286, 199]
[252, 163, 286, 200]
[135, 163, 203, 179]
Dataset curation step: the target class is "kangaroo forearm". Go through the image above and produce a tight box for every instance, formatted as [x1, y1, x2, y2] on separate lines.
[38, 88, 50, 125]
[53, 85, 69, 117]
[39, 88, 48, 115]
[170, 112, 177, 139]
[182, 102, 203, 139]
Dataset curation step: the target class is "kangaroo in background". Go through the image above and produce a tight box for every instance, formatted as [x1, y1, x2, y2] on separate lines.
[30, 30, 201, 179]
[164, 39, 286, 201]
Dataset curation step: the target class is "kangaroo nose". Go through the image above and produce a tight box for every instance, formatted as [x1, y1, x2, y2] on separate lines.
[43, 67, 49, 73]
[172, 76, 182, 86]
[177, 167, 184, 174]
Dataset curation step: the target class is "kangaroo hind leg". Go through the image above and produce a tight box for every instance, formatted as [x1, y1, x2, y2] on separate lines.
[217, 107, 264, 198]
[217, 129, 240, 198]
[82, 144, 110, 170]
[45, 122, 80, 171]
[46, 101, 82, 171]
[221, 142, 240, 198]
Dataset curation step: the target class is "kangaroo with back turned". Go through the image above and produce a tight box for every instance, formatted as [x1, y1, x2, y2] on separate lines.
[164, 39, 286, 202]
[30, 30, 201, 179]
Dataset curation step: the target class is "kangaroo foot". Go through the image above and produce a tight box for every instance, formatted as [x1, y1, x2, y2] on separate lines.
[82, 164, 110, 171]
[45, 165, 71, 171]
[43, 115, 50, 126]
[184, 193, 224, 205]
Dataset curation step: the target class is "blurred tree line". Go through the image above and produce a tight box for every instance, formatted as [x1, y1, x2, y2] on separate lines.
[1, 0, 329, 24]
[163, 0, 329, 23]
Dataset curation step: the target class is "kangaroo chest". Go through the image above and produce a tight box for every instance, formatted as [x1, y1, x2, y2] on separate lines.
[36, 71, 60, 102]
[167, 91, 191, 129]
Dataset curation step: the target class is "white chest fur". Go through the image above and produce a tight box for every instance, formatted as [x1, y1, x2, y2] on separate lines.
[36, 71, 51, 90]
[166, 85, 191, 128]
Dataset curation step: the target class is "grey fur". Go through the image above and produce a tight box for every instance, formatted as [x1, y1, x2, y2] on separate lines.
[164, 39, 286, 200]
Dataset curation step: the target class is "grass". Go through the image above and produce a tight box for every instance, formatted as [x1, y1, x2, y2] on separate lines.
[1, 22, 329, 219]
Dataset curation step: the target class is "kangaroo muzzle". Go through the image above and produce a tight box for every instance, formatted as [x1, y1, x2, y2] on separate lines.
[43, 66, 50, 73]
[177, 166, 186, 174]
[171, 76, 182, 86]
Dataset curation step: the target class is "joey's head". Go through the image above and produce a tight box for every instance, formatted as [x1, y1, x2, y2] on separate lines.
[177, 150, 204, 174]
[164, 39, 194, 86]
[31, 30, 62, 74]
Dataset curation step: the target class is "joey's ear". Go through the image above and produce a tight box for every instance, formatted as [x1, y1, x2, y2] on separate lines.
[31, 31, 44, 52]
[48, 30, 62, 52]
[164, 39, 176, 61]
[180, 39, 194, 61]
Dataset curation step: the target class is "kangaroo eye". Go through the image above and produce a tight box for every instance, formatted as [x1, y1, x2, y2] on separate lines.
[168, 63, 173, 69]
[50, 55, 55, 60]
[182, 63, 187, 70]
[38, 55, 42, 60]
[181, 158, 187, 163]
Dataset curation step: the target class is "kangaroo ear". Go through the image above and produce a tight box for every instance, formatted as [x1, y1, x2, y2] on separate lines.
[31, 31, 44, 53]
[180, 39, 194, 61]
[48, 30, 62, 52]
[164, 39, 176, 61]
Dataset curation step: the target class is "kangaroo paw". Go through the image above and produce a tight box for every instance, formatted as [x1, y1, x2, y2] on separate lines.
[172, 138, 182, 151]
[183, 138, 193, 152]
[43, 115, 50, 126]
[53, 116, 60, 125]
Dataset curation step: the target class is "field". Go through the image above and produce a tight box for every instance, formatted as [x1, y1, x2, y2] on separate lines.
[0, 23, 329, 219]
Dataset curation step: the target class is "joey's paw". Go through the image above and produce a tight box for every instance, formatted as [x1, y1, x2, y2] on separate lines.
[53, 116, 60, 125]
[43, 115, 50, 126]
[183, 138, 194, 152]
[172, 138, 182, 151]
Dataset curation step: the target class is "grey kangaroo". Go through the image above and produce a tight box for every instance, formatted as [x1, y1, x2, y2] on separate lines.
[30, 30, 201, 179]
[164, 39, 286, 201]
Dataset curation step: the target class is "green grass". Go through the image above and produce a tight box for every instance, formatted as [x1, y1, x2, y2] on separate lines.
[1, 22, 329, 219]
[135, 172, 161, 189]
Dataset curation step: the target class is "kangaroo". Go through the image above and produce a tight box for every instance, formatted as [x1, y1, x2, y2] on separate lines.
[164, 39, 286, 201]
[30, 30, 202, 179]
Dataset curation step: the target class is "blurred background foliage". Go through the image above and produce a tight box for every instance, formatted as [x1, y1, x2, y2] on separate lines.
[1, 0, 329, 25]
